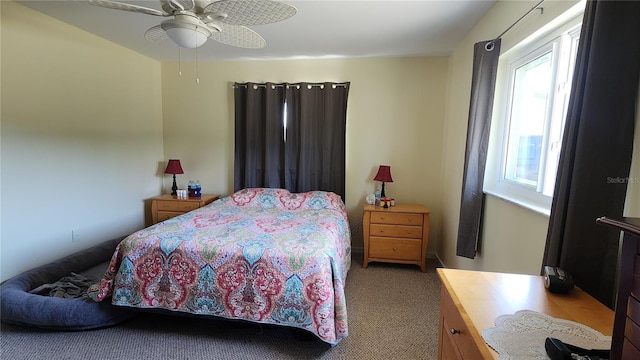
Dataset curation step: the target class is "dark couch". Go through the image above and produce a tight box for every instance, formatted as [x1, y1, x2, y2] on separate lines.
[0, 237, 135, 330]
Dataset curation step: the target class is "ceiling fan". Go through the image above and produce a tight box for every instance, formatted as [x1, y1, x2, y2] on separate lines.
[77, 0, 297, 49]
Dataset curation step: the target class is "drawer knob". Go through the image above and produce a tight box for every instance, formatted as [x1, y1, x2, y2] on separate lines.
[450, 328, 460, 335]
[393, 247, 397, 252]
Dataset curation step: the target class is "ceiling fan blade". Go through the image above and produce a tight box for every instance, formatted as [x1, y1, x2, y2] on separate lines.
[209, 23, 266, 48]
[144, 25, 169, 42]
[76, 0, 169, 17]
[160, 0, 195, 12]
[203, 0, 297, 26]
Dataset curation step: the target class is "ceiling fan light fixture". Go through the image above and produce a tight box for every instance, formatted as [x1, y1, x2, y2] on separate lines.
[165, 25, 209, 48]
[161, 15, 212, 48]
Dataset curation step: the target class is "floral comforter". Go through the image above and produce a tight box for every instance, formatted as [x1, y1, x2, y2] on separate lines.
[89, 188, 351, 344]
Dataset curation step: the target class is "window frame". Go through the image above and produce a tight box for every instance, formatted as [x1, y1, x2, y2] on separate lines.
[484, 15, 583, 216]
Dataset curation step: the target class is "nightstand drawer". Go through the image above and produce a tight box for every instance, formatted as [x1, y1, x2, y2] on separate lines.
[370, 224, 422, 239]
[370, 212, 423, 226]
[156, 200, 200, 212]
[150, 194, 220, 225]
[369, 237, 421, 261]
[157, 211, 184, 222]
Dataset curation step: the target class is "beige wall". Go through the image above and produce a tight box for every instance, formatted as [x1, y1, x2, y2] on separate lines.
[0, 0, 4, 275]
[626, 98, 640, 217]
[161, 57, 449, 252]
[0, 1, 164, 281]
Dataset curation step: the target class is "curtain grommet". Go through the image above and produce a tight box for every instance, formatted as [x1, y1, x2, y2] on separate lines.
[485, 41, 495, 52]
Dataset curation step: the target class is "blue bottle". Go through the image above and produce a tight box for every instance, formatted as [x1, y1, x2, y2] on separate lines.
[195, 180, 201, 198]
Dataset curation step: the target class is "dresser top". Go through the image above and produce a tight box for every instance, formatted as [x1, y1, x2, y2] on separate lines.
[437, 268, 614, 359]
[364, 203, 430, 214]
[596, 216, 640, 237]
[152, 194, 220, 202]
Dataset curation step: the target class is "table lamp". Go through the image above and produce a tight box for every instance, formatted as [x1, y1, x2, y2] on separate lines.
[164, 159, 184, 196]
[373, 165, 393, 207]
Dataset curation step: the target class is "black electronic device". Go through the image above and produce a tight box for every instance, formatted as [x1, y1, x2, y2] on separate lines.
[544, 266, 574, 294]
[545, 337, 609, 360]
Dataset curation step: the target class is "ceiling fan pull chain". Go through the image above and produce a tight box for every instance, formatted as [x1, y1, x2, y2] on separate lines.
[195, 27, 200, 84]
[178, 47, 182, 77]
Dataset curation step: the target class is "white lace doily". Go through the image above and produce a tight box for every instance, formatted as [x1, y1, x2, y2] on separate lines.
[481, 310, 611, 360]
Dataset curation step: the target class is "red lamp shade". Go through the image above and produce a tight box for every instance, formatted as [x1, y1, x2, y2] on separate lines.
[164, 159, 184, 175]
[164, 159, 184, 196]
[373, 165, 393, 183]
[373, 165, 393, 205]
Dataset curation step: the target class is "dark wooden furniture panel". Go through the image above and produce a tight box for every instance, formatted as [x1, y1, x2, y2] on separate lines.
[596, 217, 640, 360]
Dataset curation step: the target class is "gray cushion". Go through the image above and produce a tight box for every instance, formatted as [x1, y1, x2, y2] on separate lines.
[0, 237, 136, 330]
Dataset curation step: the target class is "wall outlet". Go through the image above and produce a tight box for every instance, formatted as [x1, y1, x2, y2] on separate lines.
[72, 229, 81, 243]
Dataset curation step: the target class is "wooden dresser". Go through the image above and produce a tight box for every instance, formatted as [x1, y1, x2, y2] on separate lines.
[151, 194, 220, 224]
[362, 203, 430, 272]
[437, 268, 614, 359]
[596, 217, 640, 360]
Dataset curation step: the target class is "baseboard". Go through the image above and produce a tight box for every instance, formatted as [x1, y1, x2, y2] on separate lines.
[350, 245, 443, 266]
[431, 253, 445, 268]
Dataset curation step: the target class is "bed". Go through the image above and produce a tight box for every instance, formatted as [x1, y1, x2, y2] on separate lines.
[88, 188, 351, 345]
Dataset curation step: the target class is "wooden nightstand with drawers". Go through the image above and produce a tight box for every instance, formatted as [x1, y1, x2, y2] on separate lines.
[151, 194, 220, 224]
[362, 203, 430, 272]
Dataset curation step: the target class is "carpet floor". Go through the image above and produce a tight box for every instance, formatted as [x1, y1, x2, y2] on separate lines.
[1, 254, 442, 360]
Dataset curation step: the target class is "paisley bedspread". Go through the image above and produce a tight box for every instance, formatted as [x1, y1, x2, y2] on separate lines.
[88, 188, 351, 344]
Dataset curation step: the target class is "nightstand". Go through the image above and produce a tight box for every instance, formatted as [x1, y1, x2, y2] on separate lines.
[362, 203, 430, 272]
[151, 194, 220, 224]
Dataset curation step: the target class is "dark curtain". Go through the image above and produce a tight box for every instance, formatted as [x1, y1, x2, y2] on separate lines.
[456, 39, 502, 259]
[234, 82, 350, 200]
[234, 82, 286, 191]
[286, 83, 350, 200]
[541, 0, 640, 308]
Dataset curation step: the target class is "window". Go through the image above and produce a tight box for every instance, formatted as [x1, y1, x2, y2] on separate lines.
[484, 15, 582, 215]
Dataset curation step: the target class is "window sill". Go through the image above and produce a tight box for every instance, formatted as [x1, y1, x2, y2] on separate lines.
[483, 189, 551, 217]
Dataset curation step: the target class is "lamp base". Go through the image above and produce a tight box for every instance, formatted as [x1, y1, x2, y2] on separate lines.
[381, 182, 389, 208]
[171, 174, 178, 196]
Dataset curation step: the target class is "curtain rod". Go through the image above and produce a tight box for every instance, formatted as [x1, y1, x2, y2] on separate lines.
[495, 0, 545, 40]
[233, 82, 349, 89]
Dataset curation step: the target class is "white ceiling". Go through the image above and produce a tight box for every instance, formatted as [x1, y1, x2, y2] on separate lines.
[16, 0, 497, 62]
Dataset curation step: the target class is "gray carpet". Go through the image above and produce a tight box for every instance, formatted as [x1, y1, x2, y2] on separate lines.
[0, 255, 442, 360]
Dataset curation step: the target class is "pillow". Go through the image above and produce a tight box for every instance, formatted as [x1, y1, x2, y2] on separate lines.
[229, 188, 345, 212]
